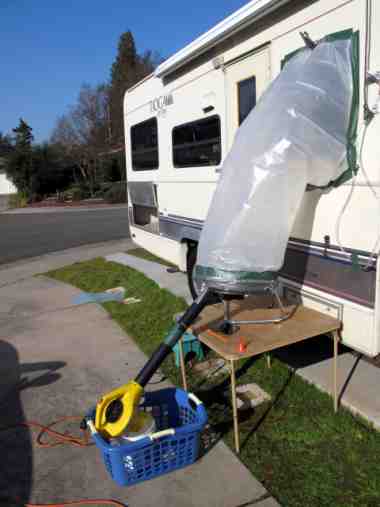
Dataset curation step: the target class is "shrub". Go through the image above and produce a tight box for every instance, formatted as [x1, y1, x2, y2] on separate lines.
[8, 192, 28, 209]
[63, 184, 90, 201]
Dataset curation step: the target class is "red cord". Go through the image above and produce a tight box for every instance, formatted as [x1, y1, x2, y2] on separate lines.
[0, 417, 127, 507]
[0, 415, 91, 449]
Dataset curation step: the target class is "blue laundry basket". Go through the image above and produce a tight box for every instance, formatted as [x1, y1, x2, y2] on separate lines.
[87, 388, 208, 487]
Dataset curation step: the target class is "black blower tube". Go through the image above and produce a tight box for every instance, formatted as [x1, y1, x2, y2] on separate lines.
[135, 289, 212, 388]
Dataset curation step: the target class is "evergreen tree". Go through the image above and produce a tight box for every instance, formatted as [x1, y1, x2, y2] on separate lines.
[109, 31, 139, 146]
[6, 119, 34, 195]
[108, 31, 156, 146]
[13, 119, 34, 149]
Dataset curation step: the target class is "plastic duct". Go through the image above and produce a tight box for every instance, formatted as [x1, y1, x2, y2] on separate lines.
[195, 30, 359, 294]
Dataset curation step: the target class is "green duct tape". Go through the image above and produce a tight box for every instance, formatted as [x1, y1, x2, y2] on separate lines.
[282, 29, 360, 190]
[195, 265, 276, 283]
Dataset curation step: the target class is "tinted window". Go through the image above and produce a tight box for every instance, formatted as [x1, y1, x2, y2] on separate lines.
[172, 115, 221, 168]
[131, 117, 158, 171]
[238, 76, 256, 125]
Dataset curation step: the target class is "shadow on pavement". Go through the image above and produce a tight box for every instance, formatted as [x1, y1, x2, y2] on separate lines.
[0, 340, 65, 506]
[275, 334, 348, 369]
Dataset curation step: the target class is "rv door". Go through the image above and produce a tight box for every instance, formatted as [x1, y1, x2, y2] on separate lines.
[225, 46, 271, 150]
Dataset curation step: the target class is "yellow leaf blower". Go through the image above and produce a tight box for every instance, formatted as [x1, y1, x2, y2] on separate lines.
[93, 290, 212, 438]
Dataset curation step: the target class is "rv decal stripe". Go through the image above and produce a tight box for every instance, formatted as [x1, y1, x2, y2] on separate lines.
[157, 214, 376, 308]
[159, 214, 376, 261]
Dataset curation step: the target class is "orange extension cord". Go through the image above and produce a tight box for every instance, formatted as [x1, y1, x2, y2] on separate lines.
[1, 416, 127, 507]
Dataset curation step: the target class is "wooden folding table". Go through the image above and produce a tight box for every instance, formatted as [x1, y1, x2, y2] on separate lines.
[178, 300, 341, 453]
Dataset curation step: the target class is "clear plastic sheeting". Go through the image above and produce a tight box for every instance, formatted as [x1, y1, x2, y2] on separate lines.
[196, 33, 357, 291]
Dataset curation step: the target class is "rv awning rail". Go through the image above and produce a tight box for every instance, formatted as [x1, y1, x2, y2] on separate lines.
[154, 0, 292, 78]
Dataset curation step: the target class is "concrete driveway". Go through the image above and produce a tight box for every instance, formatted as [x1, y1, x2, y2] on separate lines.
[0, 247, 279, 507]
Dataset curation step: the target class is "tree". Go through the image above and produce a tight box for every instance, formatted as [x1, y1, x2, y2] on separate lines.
[49, 30, 162, 195]
[0, 132, 13, 176]
[13, 119, 33, 149]
[6, 119, 34, 195]
[0, 132, 13, 156]
[51, 84, 109, 194]
[5, 120, 74, 201]
[31, 143, 74, 196]
[108, 31, 158, 146]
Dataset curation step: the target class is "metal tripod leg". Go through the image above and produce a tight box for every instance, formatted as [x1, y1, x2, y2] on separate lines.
[221, 284, 292, 329]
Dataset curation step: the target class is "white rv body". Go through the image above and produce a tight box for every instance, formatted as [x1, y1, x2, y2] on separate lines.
[124, 0, 380, 357]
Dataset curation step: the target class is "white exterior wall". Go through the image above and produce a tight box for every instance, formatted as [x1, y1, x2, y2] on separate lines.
[0, 173, 16, 195]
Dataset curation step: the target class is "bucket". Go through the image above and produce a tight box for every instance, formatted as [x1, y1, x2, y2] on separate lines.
[110, 411, 156, 446]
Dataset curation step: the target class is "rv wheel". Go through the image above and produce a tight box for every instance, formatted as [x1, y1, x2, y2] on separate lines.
[186, 245, 200, 300]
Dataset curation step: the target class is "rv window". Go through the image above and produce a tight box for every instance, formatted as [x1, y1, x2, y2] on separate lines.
[172, 115, 221, 168]
[238, 76, 256, 125]
[131, 117, 159, 171]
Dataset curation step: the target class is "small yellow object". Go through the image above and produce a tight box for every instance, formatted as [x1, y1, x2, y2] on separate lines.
[95, 381, 143, 438]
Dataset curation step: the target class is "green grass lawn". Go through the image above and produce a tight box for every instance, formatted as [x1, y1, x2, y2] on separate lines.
[126, 247, 176, 267]
[46, 258, 380, 507]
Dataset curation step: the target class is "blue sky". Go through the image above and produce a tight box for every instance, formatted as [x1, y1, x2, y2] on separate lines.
[0, 0, 248, 143]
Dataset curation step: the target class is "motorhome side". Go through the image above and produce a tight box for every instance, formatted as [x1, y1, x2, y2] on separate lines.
[124, 0, 380, 357]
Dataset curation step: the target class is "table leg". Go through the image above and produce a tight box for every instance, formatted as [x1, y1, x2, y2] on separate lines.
[179, 337, 188, 391]
[333, 330, 338, 413]
[230, 359, 240, 454]
[266, 353, 272, 369]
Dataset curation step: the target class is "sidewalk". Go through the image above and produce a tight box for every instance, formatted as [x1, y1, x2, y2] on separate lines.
[107, 252, 193, 304]
[106, 252, 380, 432]
[0, 249, 279, 506]
[0, 239, 133, 288]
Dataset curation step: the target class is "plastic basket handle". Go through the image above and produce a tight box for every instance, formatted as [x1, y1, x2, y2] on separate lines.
[86, 420, 97, 435]
[86, 419, 175, 441]
[150, 429, 175, 440]
[188, 393, 202, 405]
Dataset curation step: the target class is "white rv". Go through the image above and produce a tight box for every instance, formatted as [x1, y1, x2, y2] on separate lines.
[124, 0, 380, 357]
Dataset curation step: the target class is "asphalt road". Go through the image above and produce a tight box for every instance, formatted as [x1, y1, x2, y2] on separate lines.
[0, 207, 130, 265]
